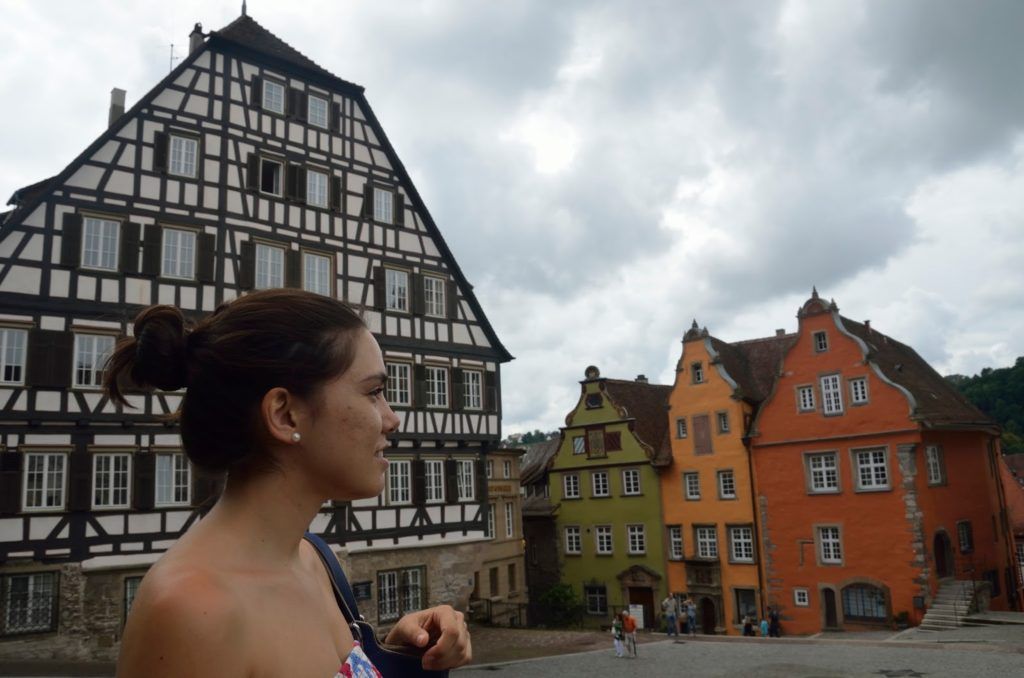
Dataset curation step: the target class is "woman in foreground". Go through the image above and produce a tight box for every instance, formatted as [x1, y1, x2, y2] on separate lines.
[109, 289, 471, 677]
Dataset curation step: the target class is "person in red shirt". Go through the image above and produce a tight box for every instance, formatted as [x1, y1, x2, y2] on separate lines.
[621, 611, 638, 657]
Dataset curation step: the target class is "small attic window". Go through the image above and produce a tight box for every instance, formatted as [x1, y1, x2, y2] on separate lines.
[691, 362, 705, 384]
[585, 393, 602, 409]
[262, 80, 285, 114]
[814, 331, 829, 352]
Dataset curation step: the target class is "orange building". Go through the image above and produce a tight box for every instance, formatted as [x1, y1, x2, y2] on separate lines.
[661, 321, 792, 634]
[751, 291, 1017, 634]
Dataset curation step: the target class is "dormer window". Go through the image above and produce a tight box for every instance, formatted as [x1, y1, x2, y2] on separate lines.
[691, 362, 705, 384]
[814, 331, 829, 352]
[262, 80, 285, 114]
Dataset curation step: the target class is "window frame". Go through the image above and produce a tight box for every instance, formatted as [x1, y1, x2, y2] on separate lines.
[591, 470, 610, 498]
[796, 385, 816, 412]
[503, 460, 512, 479]
[793, 588, 810, 607]
[841, 584, 888, 622]
[924, 445, 946, 486]
[384, 267, 410, 313]
[307, 93, 330, 129]
[0, 327, 27, 385]
[425, 365, 449, 409]
[668, 525, 684, 560]
[73, 333, 116, 389]
[92, 452, 132, 510]
[387, 459, 412, 506]
[123, 575, 143, 625]
[22, 452, 68, 513]
[717, 469, 736, 500]
[80, 215, 121, 272]
[683, 472, 700, 501]
[261, 79, 286, 115]
[820, 373, 844, 416]
[695, 525, 718, 559]
[626, 524, 646, 555]
[254, 241, 285, 290]
[817, 525, 843, 565]
[154, 451, 191, 507]
[849, 376, 869, 405]
[851, 447, 890, 492]
[564, 525, 582, 555]
[168, 133, 199, 178]
[595, 525, 613, 555]
[301, 249, 332, 297]
[485, 502, 495, 538]
[716, 411, 730, 434]
[804, 451, 840, 494]
[676, 417, 688, 438]
[462, 369, 483, 410]
[622, 468, 641, 496]
[562, 473, 580, 499]
[376, 566, 424, 623]
[456, 459, 475, 501]
[691, 361, 705, 384]
[2, 571, 59, 635]
[957, 520, 974, 554]
[160, 226, 197, 280]
[373, 186, 394, 224]
[584, 584, 607, 615]
[728, 525, 755, 563]
[572, 435, 585, 455]
[422, 274, 447, 318]
[305, 168, 330, 208]
[258, 156, 284, 196]
[504, 501, 514, 538]
[813, 330, 829, 352]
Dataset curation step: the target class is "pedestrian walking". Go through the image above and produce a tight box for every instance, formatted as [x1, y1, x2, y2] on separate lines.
[742, 615, 754, 637]
[760, 617, 769, 637]
[622, 610, 638, 657]
[661, 595, 680, 637]
[768, 606, 781, 638]
[611, 613, 626, 658]
[685, 597, 697, 637]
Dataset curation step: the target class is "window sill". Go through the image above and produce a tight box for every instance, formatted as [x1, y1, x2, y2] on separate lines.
[853, 486, 891, 493]
[808, 489, 841, 495]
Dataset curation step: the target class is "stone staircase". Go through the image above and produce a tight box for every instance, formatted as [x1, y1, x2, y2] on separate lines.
[919, 579, 983, 630]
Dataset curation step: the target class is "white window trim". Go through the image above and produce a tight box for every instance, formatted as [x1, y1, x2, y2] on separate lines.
[564, 526, 581, 554]
[817, 525, 843, 565]
[684, 472, 700, 500]
[595, 525, 613, 555]
[797, 385, 816, 412]
[306, 169, 329, 208]
[463, 369, 483, 410]
[622, 468, 641, 496]
[485, 502, 495, 537]
[925, 445, 945, 486]
[81, 216, 120, 272]
[425, 459, 445, 504]
[258, 157, 283, 196]
[504, 501, 514, 538]
[423, 275, 447, 318]
[456, 459, 475, 501]
[154, 452, 191, 507]
[373, 187, 394, 224]
[301, 250, 332, 296]
[806, 451, 840, 494]
[22, 452, 68, 512]
[676, 418, 688, 438]
[386, 362, 412, 407]
[425, 366, 449, 409]
[717, 470, 736, 500]
[161, 227, 197, 280]
[387, 459, 412, 505]
[563, 473, 580, 499]
[0, 328, 27, 385]
[503, 460, 511, 479]
[572, 436, 585, 455]
[820, 373, 844, 415]
[627, 524, 646, 555]
[668, 526, 684, 560]
[261, 79, 285, 114]
[254, 241, 285, 289]
[591, 471, 609, 498]
[852, 447, 890, 492]
[794, 588, 810, 607]
[385, 268, 409, 312]
[73, 333, 115, 389]
[307, 93, 330, 128]
[92, 452, 132, 510]
[850, 377, 869, 405]
[729, 526, 754, 563]
[168, 134, 198, 178]
[814, 330, 829, 352]
[696, 526, 718, 559]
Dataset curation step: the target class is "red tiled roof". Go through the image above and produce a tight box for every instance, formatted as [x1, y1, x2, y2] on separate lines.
[708, 333, 796, 403]
[603, 379, 672, 465]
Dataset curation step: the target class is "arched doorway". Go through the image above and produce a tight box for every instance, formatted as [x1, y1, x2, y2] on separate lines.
[934, 532, 954, 579]
[823, 588, 838, 629]
[700, 597, 716, 634]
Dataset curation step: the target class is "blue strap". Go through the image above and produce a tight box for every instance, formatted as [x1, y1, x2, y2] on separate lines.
[304, 531, 361, 622]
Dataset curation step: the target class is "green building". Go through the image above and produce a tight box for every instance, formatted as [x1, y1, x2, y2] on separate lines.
[550, 366, 672, 628]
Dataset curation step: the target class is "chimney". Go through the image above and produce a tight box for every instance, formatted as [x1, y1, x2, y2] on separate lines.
[108, 88, 126, 127]
[189, 23, 205, 54]
[775, 328, 785, 337]
[864, 320, 871, 331]
[635, 375, 648, 383]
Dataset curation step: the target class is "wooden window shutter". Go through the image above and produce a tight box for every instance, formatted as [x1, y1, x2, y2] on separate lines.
[239, 241, 255, 290]
[27, 329, 72, 388]
[246, 153, 259, 191]
[68, 450, 92, 512]
[251, 76, 263, 109]
[693, 415, 712, 455]
[394, 192, 404, 226]
[120, 222, 141, 274]
[153, 132, 169, 173]
[287, 88, 305, 121]
[196, 233, 216, 283]
[330, 175, 342, 212]
[371, 267, 385, 310]
[330, 101, 342, 132]
[285, 249, 302, 288]
[414, 364, 427, 409]
[132, 452, 155, 511]
[445, 459, 458, 504]
[411, 273, 425, 316]
[285, 164, 299, 202]
[604, 431, 622, 452]
[192, 469, 222, 509]
[411, 458, 426, 506]
[475, 457, 486, 502]
[141, 226, 163, 277]
[60, 213, 82, 267]
[446, 282, 458, 319]
[450, 368, 464, 411]
[0, 452, 22, 515]
[484, 371, 497, 413]
[361, 181, 374, 219]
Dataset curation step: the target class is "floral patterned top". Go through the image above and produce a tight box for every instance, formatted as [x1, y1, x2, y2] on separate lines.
[334, 641, 383, 678]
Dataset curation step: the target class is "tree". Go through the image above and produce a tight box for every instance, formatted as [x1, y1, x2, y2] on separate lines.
[947, 357, 1024, 455]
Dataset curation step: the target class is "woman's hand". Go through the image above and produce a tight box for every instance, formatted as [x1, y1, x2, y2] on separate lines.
[383, 604, 472, 670]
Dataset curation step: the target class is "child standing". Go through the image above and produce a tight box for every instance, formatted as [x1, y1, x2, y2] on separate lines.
[612, 613, 626, 657]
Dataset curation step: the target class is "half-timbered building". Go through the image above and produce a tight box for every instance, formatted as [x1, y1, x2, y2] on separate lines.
[0, 12, 510, 661]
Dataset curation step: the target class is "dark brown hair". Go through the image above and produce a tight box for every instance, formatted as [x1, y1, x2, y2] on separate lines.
[104, 289, 366, 476]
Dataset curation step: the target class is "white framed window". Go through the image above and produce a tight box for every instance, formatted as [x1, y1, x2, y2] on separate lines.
[622, 469, 641, 496]
[572, 436, 585, 455]
[259, 157, 283, 195]
[596, 525, 613, 554]
[463, 370, 482, 410]
[853, 448, 889, 490]
[387, 460, 411, 505]
[692, 362, 705, 383]
[22, 452, 67, 511]
[807, 452, 839, 493]
[373, 187, 394, 223]
[306, 169, 329, 207]
[627, 524, 646, 554]
[456, 459, 475, 501]
[3, 572, 57, 634]
[168, 135, 198, 178]
[794, 588, 810, 607]
[424, 459, 444, 503]
[385, 268, 409, 312]
[302, 251, 331, 296]
[563, 473, 580, 499]
[925, 445, 945, 486]
[584, 584, 607, 615]
[161, 228, 196, 280]
[504, 502, 514, 538]
[423, 275, 446, 318]
[684, 472, 700, 500]
[254, 242, 285, 289]
[0, 328, 27, 385]
[425, 366, 448, 408]
[676, 418, 688, 438]
[668, 526, 683, 559]
[400, 568, 423, 619]
[261, 79, 285, 114]
[564, 526, 581, 554]
[717, 412, 730, 433]
[155, 452, 190, 506]
[74, 334, 115, 388]
[850, 377, 868, 405]
[81, 216, 120, 271]
[591, 471, 609, 497]
[820, 374, 844, 415]
[385, 362, 411, 407]
[696, 526, 718, 559]
[797, 385, 815, 412]
[729, 526, 754, 562]
[93, 453, 131, 509]
[814, 330, 829, 352]
[818, 526, 842, 564]
[503, 460, 512, 478]
[307, 94, 329, 128]
[485, 502, 495, 537]
[717, 470, 736, 499]
[377, 570, 399, 621]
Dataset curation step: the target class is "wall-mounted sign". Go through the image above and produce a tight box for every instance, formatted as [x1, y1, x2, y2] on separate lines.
[352, 581, 372, 601]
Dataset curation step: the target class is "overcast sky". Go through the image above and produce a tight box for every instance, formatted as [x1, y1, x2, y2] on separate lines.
[2, 0, 1022, 434]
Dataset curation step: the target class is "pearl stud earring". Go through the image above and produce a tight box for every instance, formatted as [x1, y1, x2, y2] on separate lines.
[291, 432, 301, 443]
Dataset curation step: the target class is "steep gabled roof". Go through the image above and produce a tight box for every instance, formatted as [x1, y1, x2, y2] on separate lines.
[602, 379, 672, 465]
[518, 438, 560, 486]
[840, 317, 995, 430]
[729, 333, 797, 402]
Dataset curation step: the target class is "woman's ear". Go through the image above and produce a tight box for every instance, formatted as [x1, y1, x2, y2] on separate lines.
[260, 386, 302, 446]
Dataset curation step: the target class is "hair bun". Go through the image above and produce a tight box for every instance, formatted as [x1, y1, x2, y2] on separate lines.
[131, 305, 189, 391]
